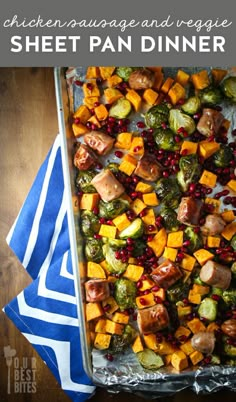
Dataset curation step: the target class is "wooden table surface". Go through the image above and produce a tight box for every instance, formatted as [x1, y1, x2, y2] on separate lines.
[0, 67, 235, 402]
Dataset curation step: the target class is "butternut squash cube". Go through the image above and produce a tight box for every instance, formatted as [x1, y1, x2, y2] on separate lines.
[199, 170, 217, 188]
[129, 137, 144, 156]
[158, 341, 177, 355]
[222, 221, 236, 241]
[95, 318, 107, 333]
[176, 69, 190, 86]
[161, 77, 174, 94]
[83, 81, 100, 97]
[88, 115, 101, 128]
[94, 333, 111, 350]
[221, 210, 235, 223]
[142, 193, 159, 206]
[168, 82, 186, 105]
[135, 181, 153, 193]
[107, 74, 123, 88]
[83, 96, 100, 109]
[72, 122, 90, 137]
[143, 88, 159, 105]
[192, 284, 210, 296]
[198, 141, 220, 159]
[136, 293, 155, 309]
[187, 318, 206, 334]
[126, 89, 142, 112]
[180, 141, 198, 155]
[152, 287, 165, 301]
[98, 224, 117, 239]
[102, 296, 119, 314]
[115, 132, 133, 149]
[189, 350, 204, 365]
[112, 312, 129, 325]
[206, 322, 220, 333]
[132, 336, 144, 353]
[180, 339, 195, 355]
[211, 68, 227, 85]
[180, 253, 196, 271]
[188, 290, 201, 304]
[80, 193, 100, 211]
[104, 88, 123, 104]
[113, 213, 130, 231]
[163, 247, 178, 262]
[99, 66, 116, 80]
[105, 319, 124, 335]
[207, 236, 221, 248]
[227, 179, 236, 192]
[73, 105, 92, 123]
[175, 326, 191, 340]
[86, 302, 104, 321]
[191, 70, 210, 90]
[193, 249, 214, 266]
[131, 198, 147, 216]
[167, 231, 184, 248]
[177, 305, 192, 318]
[94, 104, 109, 121]
[143, 334, 158, 350]
[119, 154, 137, 176]
[171, 350, 188, 371]
[147, 228, 167, 257]
[152, 68, 164, 90]
[123, 264, 144, 282]
[139, 278, 155, 291]
[141, 208, 156, 226]
[87, 261, 106, 279]
[86, 66, 100, 79]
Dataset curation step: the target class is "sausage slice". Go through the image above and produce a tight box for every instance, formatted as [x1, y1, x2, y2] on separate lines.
[91, 169, 125, 202]
[134, 154, 162, 181]
[128, 68, 155, 90]
[200, 260, 231, 290]
[197, 108, 224, 137]
[201, 214, 226, 235]
[84, 131, 115, 155]
[137, 304, 169, 334]
[191, 331, 215, 354]
[151, 259, 183, 289]
[85, 279, 110, 302]
[74, 144, 97, 171]
[177, 197, 203, 226]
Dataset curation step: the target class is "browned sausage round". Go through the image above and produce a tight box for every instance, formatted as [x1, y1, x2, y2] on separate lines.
[84, 131, 115, 155]
[137, 304, 169, 334]
[128, 69, 155, 90]
[134, 153, 162, 181]
[177, 197, 203, 226]
[191, 331, 215, 354]
[197, 108, 224, 137]
[85, 279, 110, 302]
[200, 260, 231, 290]
[151, 259, 183, 289]
[221, 319, 236, 339]
[201, 214, 226, 235]
[73, 144, 96, 170]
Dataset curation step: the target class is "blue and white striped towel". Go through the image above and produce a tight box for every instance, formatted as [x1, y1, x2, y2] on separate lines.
[4, 134, 96, 401]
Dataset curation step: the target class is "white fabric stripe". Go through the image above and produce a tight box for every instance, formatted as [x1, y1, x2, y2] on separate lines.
[22, 333, 95, 394]
[17, 292, 79, 326]
[60, 251, 74, 280]
[22, 135, 61, 268]
[37, 190, 67, 278]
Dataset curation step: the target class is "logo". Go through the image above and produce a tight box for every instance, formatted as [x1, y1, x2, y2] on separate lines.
[4, 345, 37, 394]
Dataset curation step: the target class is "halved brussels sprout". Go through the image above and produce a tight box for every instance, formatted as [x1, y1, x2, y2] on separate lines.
[119, 218, 144, 239]
[75, 170, 96, 193]
[80, 211, 101, 237]
[109, 98, 132, 119]
[85, 238, 104, 263]
[155, 178, 182, 209]
[137, 349, 164, 370]
[154, 128, 180, 151]
[160, 207, 179, 232]
[222, 76, 236, 102]
[114, 278, 136, 310]
[144, 103, 170, 129]
[110, 324, 136, 354]
[99, 198, 129, 219]
[177, 154, 202, 192]
[169, 109, 196, 135]
[213, 145, 233, 168]
[116, 67, 136, 81]
[199, 86, 223, 106]
[181, 96, 201, 115]
[103, 244, 127, 274]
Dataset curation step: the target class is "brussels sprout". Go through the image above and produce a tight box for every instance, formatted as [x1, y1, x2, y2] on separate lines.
[110, 324, 136, 354]
[169, 109, 196, 135]
[211, 287, 223, 297]
[181, 96, 201, 115]
[116, 66, 136, 81]
[223, 337, 236, 357]
[222, 76, 236, 102]
[160, 207, 180, 232]
[85, 238, 104, 263]
[103, 243, 127, 274]
[109, 98, 132, 119]
[184, 227, 203, 253]
[166, 281, 190, 303]
[210, 355, 221, 365]
[198, 297, 218, 322]
[105, 162, 120, 173]
[99, 198, 129, 219]
[114, 278, 136, 310]
[231, 262, 236, 279]
[155, 178, 182, 209]
[222, 288, 236, 306]
[119, 218, 144, 239]
[199, 86, 223, 106]
[177, 154, 202, 192]
[80, 211, 101, 237]
[131, 240, 146, 257]
[213, 145, 233, 168]
[154, 128, 180, 151]
[137, 349, 164, 370]
[75, 170, 96, 193]
[144, 103, 170, 129]
[231, 235, 236, 252]
[107, 239, 127, 249]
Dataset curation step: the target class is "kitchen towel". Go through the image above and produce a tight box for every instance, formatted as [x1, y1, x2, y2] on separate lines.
[3, 134, 96, 401]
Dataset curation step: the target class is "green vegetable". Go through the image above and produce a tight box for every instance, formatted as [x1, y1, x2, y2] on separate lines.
[116, 66, 136, 81]
[198, 297, 218, 321]
[222, 76, 236, 102]
[137, 349, 164, 370]
[109, 98, 132, 119]
[177, 154, 202, 192]
[119, 218, 144, 239]
[160, 207, 179, 232]
[231, 235, 236, 251]
[108, 238, 127, 249]
[144, 103, 170, 129]
[131, 240, 146, 257]
[223, 337, 236, 357]
[155, 178, 182, 209]
[75, 170, 96, 193]
[222, 288, 236, 306]
[169, 109, 196, 135]
[213, 145, 233, 168]
[193, 276, 204, 285]
[184, 227, 203, 253]
[166, 281, 190, 303]
[80, 211, 101, 237]
[181, 96, 201, 115]
[199, 86, 223, 106]
[114, 278, 136, 310]
[99, 198, 129, 219]
[211, 287, 223, 297]
[85, 238, 104, 263]
[154, 128, 180, 151]
[210, 354, 221, 365]
[103, 243, 127, 274]
[110, 324, 136, 354]
[105, 162, 120, 173]
[225, 359, 236, 366]
[231, 262, 236, 279]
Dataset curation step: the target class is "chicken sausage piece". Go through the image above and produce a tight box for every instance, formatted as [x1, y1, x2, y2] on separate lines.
[134, 154, 162, 181]
[197, 108, 224, 137]
[191, 331, 215, 354]
[73, 144, 96, 171]
[85, 279, 110, 302]
[151, 259, 183, 289]
[200, 260, 232, 290]
[137, 304, 169, 334]
[177, 197, 203, 226]
[201, 214, 226, 235]
[84, 131, 115, 156]
[91, 169, 125, 202]
[128, 68, 155, 90]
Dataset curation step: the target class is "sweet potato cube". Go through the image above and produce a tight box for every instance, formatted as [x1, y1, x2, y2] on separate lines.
[112, 312, 129, 325]
[141, 208, 156, 226]
[115, 132, 133, 149]
[99, 66, 116, 80]
[143, 334, 158, 350]
[180, 253, 196, 271]
[180, 141, 198, 155]
[94, 104, 109, 121]
[207, 236, 221, 248]
[176, 69, 190, 86]
[171, 350, 188, 371]
[147, 228, 167, 257]
[86, 66, 100, 79]
[136, 293, 155, 309]
[132, 336, 144, 353]
[119, 154, 137, 176]
[102, 296, 119, 314]
[72, 122, 90, 136]
[95, 318, 107, 333]
[113, 213, 130, 231]
[105, 319, 124, 335]
[193, 249, 214, 266]
[191, 70, 210, 90]
[73, 105, 92, 123]
[188, 290, 201, 304]
[158, 341, 177, 355]
[87, 115, 101, 128]
[198, 141, 220, 159]
[83, 96, 100, 109]
[192, 284, 210, 296]
[123, 264, 144, 282]
[135, 181, 153, 193]
[107, 74, 123, 87]
[161, 77, 174, 94]
[139, 278, 155, 291]
[143, 88, 159, 105]
[222, 221, 236, 241]
[87, 261, 106, 279]
[227, 179, 236, 192]
[99, 224, 117, 239]
[131, 198, 147, 216]
[142, 193, 159, 206]
[94, 333, 111, 350]
[83, 81, 100, 97]
[168, 82, 186, 105]
[187, 318, 206, 334]
[129, 137, 144, 156]
[80, 193, 100, 211]
[104, 88, 123, 104]
[86, 302, 104, 321]
[190, 350, 204, 365]
[126, 89, 142, 112]
[221, 210, 235, 223]
[205, 197, 221, 213]
[167, 231, 184, 248]
[180, 339, 195, 355]
[163, 247, 178, 262]
[175, 326, 191, 340]
[199, 170, 217, 188]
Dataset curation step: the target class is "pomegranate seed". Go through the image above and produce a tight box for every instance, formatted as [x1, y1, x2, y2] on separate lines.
[162, 170, 169, 178]
[207, 135, 215, 142]
[105, 353, 114, 362]
[86, 122, 92, 129]
[204, 356, 212, 364]
[94, 101, 100, 107]
[136, 280, 143, 289]
[194, 226, 200, 233]
[177, 252, 184, 260]
[178, 335, 187, 342]
[74, 117, 80, 124]
[152, 285, 160, 292]
[133, 146, 142, 153]
[139, 298, 147, 306]
[224, 196, 232, 205]
[183, 298, 189, 305]
[92, 207, 99, 215]
[143, 290, 151, 295]
[199, 218, 205, 225]
[181, 149, 188, 156]
[177, 127, 184, 134]
[148, 225, 155, 232]
[183, 240, 190, 247]
[103, 304, 111, 312]
[93, 234, 102, 240]
[193, 113, 201, 120]
[137, 121, 145, 129]
[114, 151, 123, 158]
[87, 83, 93, 91]
[91, 124, 97, 130]
[75, 80, 83, 86]
[139, 209, 147, 218]
[154, 296, 163, 303]
[177, 98, 185, 105]
[130, 192, 138, 199]
[189, 183, 196, 192]
[161, 122, 168, 129]
[106, 220, 113, 225]
[212, 294, 220, 301]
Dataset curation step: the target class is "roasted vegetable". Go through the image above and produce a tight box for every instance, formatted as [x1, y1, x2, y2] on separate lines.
[213, 145, 233, 168]
[110, 324, 136, 354]
[154, 128, 180, 151]
[114, 278, 137, 310]
[160, 207, 180, 232]
[109, 98, 132, 119]
[166, 280, 190, 303]
[184, 227, 203, 253]
[105, 162, 120, 173]
[75, 170, 96, 193]
[222, 288, 236, 306]
[144, 103, 170, 129]
[116, 66, 136, 81]
[177, 154, 202, 192]
[103, 243, 127, 274]
[231, 235, 236, 252]
[119, 218, 144, 239]
[131, 239, 146, 257]
[169, 109, 196, 135]
[222, 76, 236, 102]
[99, 198, 129, 219]
[80, 211, 101, 237]
[155, 178, 182, 209]
[137, 349, 164, 370]
[199, 86, 223, 106]
[85, 238, 104, 263]
[181, 96, 201, 115]
[223, 336, 236, 357]
[198, 297, 218, 322]
[107, 238, 127, 249]
[231, 262, 236, 280]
